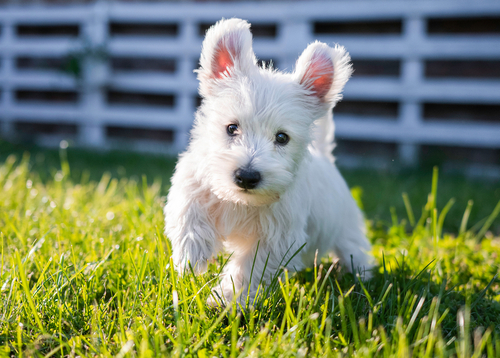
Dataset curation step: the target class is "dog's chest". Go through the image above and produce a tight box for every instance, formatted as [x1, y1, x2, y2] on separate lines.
[211, 203, 263, 253]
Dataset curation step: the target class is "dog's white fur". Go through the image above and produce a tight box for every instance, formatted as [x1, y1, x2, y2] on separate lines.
[165, 18, 373, 304]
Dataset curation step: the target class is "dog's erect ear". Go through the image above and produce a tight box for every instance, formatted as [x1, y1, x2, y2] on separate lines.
[294, 41, 352, 106]
[197, 18, 257, 97]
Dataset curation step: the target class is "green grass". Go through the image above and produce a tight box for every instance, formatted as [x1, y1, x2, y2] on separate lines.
[2, 140, 499, 235]
[1, 143, 500, 357]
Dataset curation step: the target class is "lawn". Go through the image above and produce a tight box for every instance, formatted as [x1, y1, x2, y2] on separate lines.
[0, 141, 499, 357]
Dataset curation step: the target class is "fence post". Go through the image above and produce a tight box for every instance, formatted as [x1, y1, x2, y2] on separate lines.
[280, 17, 310, 72]
[399, 15, 425, 166]
[79, 0, 108, 147]
[1, 20, 15, 139]
[174, 18, 197, 152]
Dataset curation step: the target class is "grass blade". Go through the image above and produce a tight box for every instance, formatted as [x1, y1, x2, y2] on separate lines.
[460, 200, 474, 236]
[476, 200, 500, 242]
[15, 251, 44, 332]
[402, 192, 415, 227]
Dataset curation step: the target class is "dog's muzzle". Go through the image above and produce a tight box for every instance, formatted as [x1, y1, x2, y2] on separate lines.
[234, 168, 261, 190]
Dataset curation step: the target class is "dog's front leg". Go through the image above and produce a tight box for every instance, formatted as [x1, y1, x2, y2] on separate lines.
[165, 195, 221, 275]
[212, 237, 306, 306]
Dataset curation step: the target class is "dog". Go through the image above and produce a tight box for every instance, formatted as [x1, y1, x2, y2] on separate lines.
[164, 18, 373, 305]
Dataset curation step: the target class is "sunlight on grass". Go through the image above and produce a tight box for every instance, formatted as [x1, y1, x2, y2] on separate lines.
[0, 150, 499, 357]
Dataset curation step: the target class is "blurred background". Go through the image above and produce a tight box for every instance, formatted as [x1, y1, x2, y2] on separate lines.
[0, 0, 499, 232]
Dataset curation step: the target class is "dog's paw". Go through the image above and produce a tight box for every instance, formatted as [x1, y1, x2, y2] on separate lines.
[206, 290, 228, 308]
[207, 282, 256, 309]
[173, 257, 208, 275]
[172, 245, 209, 275]
[359, 265, 374, 280]
[206, 282, 239, 307]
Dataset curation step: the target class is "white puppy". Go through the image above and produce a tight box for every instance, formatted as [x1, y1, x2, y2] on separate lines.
[165, 18, 373, 304]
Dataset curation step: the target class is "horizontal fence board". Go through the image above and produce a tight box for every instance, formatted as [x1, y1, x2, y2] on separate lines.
[109, 74, 197, 93]
[6, 72, 77, 88]
[414, 81, 500, 103]
[7, 105, 83, 120]
[0, 7, 91, 22]
[101, 108, 189, 129]
[336, 117, 500, 147]
[106, 1, 500, 20]
[345, 79, 500, 102]
[108, 39, 200, 57]
[3, 40, 81, 56]
[317, 37, 500, 59]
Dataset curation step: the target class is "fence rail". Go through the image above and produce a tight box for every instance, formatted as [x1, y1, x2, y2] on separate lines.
[1, 0, 500, 164]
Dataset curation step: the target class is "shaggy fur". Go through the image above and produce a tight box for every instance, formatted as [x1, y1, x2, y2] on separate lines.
[164, 18, 373, 305]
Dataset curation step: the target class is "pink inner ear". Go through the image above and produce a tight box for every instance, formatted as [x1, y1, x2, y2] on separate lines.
[212, 41, 235, 79]
[302, 53, 334, 99]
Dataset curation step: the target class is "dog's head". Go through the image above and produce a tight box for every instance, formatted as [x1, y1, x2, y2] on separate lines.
[191, 18, 352, 206]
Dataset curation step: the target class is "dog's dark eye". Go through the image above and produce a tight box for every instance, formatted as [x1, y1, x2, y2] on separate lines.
[227, 124, 238, 136]
[275, 132, 289, 145]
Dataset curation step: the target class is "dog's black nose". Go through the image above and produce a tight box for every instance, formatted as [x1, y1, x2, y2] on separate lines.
[234, 169, 261, 190]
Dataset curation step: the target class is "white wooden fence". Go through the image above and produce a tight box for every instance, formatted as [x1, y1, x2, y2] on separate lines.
[1, 0, 500, 164]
